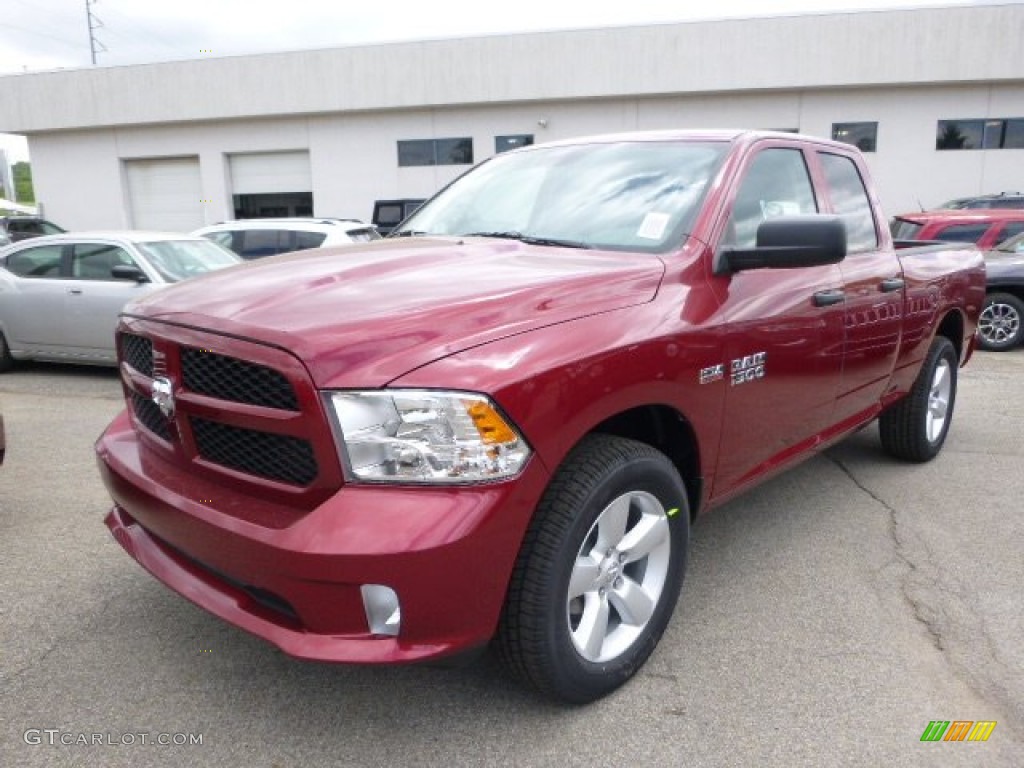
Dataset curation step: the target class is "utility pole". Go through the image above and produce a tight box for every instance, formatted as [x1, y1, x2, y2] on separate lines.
[86, 0, 107, 65]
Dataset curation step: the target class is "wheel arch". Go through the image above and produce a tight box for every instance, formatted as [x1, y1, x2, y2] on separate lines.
[987, 284, 1024, 303]
[588, 404, 703, 521]
[935, 307, 965, 363]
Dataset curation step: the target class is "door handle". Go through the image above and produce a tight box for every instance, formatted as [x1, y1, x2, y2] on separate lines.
[879, 277, 905, 293]
[68, 288, 83, 295]
[813, 289, 846, 307]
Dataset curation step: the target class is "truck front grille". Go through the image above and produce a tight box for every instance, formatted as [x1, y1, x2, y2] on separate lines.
[116, 323, 342, 505]
[121, 333, 153, 378]
[182, 347, 298, 410]
[131, 392, 172, 441]
[191, 417, 317, 486]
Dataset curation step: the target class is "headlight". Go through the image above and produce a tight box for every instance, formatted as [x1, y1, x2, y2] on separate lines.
[327, 390, 531, 483]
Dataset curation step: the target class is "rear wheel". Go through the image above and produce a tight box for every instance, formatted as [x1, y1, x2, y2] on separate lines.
[495, 434, 689, 703]
[879, 336, 957, 462]
[977, 292, 1024, 351]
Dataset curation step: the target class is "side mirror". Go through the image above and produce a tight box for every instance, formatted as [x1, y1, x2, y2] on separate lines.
[716, 215, 847, 274]
[110, 264, 150, 283]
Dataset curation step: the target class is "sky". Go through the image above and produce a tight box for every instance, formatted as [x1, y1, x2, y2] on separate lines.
[0, 0, 1000, 165]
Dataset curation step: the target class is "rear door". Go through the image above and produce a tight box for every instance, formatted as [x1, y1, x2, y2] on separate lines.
[815, 150, 903, 424]
[711, 143, 846, 496]
[0, 243, 67, 352]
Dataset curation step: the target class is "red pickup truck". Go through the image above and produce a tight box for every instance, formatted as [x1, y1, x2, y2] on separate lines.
[96, 130, 985, 703]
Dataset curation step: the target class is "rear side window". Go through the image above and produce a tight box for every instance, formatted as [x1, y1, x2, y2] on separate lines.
[294, 231, 328, 250]
[933, 223, 990, 243]
[346, 228, 381, 243]
[375, 205, 402, 226]
[238, 229, 286, 259]
[819, 152, 878, 252]
[891, 219, 923, 240]
[5, 244, 63, 277]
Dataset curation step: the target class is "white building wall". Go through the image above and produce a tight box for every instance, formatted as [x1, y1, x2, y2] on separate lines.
[4, 6, 1021, 229]
[22, 80, 1024, 231]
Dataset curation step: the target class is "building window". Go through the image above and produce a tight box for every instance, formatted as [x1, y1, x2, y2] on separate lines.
[937, 118, 1024, 150]
[397, 138, 474, 167]
[495, 134, 534, 153]
[831, 122, 877, 152]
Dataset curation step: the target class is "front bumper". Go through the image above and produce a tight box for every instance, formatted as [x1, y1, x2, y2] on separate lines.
[97, 409, 548, 663]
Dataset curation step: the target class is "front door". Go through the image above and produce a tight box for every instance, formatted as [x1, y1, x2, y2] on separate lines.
[709, 145, 846, 498]
[62, 242, 154, 361]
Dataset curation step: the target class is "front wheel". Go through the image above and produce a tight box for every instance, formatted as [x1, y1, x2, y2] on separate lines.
[977, 292, 1024, 351]
[494, 435, 689, 704]
[879, 336, 958, 462]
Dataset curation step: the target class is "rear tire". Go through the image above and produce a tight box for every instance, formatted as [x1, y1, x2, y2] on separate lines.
[879, 336, 957, 462]
[494, 434, 689, 704]
[977, 292, 1024, 351]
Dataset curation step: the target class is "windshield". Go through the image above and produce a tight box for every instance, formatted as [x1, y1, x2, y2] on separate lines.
[136, 240, 240, 282]
[395, 140, 727, 253]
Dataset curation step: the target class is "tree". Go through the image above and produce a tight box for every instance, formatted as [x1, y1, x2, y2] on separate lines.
[936, 124, 968, 150]
[13, 161, 34, 203]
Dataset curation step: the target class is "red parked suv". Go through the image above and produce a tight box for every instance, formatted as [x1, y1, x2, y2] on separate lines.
[891, 209, 1024, 248]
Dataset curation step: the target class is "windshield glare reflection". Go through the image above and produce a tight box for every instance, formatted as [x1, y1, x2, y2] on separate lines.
[137, 240, 240, 282]
[397, 141, 727, 253]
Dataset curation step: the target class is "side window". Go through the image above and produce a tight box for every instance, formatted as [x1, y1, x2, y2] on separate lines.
[995, 222, 1024, 242]
[723, 148, 817, 249]
[933, 223, 989, 244]
[819, 152, 878, 253]
[5, 245, 63, 278]
[238, 230, 284, 259]
[71, 243, 135, 280]
[294, 231, 327, 250]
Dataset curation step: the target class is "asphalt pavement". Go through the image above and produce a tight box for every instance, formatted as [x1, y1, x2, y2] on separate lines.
[1, 350, 1021, 767]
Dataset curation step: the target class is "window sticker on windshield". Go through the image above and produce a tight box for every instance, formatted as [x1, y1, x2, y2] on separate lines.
[760, 200, 802, 218]
[637, 212, 671, 240]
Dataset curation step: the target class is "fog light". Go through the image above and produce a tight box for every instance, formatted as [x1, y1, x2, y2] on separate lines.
[360, 584, 401, 637]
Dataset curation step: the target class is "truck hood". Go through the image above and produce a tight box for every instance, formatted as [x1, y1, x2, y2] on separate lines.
[127, 237, 665, 387]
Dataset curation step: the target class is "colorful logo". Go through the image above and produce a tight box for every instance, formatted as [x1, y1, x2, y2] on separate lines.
[920, 721, 996, 742]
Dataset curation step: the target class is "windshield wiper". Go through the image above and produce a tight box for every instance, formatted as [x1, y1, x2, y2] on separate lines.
[390, 230, 429, 238]
[462, 231, 591, 250]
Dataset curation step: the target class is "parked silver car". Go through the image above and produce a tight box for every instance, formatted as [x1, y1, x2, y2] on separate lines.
[0, 231, 240, 370]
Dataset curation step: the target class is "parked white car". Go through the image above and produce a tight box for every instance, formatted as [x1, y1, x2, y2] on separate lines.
[192, 218, 380, 259]
[0, 231, 240, 370]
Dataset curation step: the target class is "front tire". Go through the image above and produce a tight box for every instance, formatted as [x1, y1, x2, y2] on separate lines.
[977, 292, 1024, 351]
[495, 435, 689, 704]
[879, 336, 958, 462]
[0, 331, 14, 372]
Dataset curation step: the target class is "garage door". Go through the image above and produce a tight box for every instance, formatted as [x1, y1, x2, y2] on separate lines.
[229, 152, 313, 218]
[124, 157, 203, 232]
[229, 152, 312, 194]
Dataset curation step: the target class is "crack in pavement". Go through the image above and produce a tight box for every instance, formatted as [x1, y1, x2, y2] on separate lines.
[825, 453, 1021, 732]
[827, 454, 946, 652]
